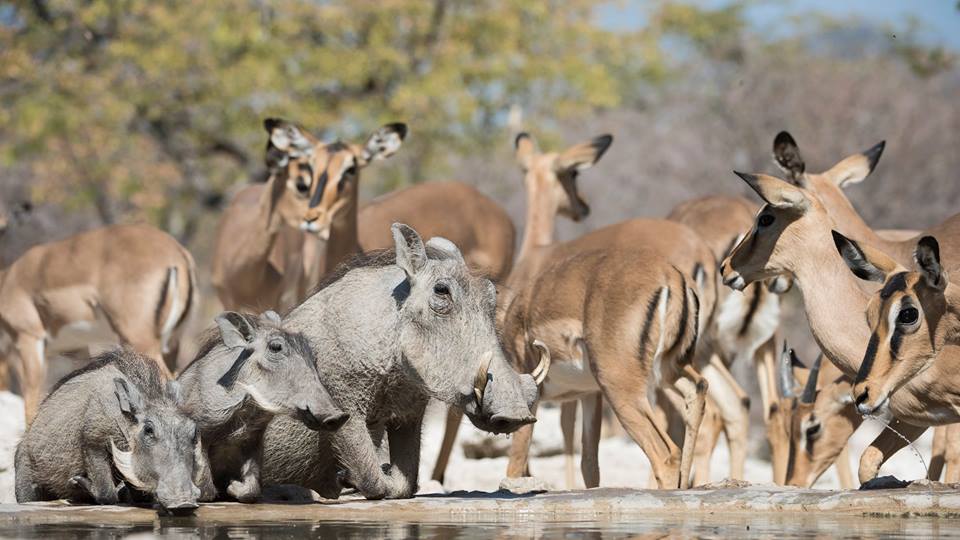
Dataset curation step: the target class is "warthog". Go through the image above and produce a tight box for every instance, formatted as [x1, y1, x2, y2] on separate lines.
[15, 349, 211, 512]
[262, 224, 545, 499]
[176, 310, 348, 502]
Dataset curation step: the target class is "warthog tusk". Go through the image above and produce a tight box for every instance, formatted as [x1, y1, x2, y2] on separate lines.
[531, 339, 551, 385]
[111, 439, 146, 489]
[474, 351, 493, 407]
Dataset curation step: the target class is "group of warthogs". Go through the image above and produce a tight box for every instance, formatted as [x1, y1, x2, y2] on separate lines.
[5, 117, 960, 513]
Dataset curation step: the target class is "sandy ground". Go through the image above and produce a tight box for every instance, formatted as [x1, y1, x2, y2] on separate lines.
[0, 392, 934, 504]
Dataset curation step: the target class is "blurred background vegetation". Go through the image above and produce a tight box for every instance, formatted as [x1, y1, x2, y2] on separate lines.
[1, 0, 957, 267]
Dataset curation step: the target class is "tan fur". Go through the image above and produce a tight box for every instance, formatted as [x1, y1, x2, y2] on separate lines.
[429, 131, 610, 485]
[668, 195, 784, 481]
[720, 168, 960, 484]
[500, 218, 716, 489]
[0, 224, 195, 422]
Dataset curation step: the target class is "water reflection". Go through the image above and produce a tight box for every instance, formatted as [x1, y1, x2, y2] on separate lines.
[0, 515, 954, 540]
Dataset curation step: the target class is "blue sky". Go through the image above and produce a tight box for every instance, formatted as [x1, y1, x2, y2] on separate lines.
[599, 0, 960, 51]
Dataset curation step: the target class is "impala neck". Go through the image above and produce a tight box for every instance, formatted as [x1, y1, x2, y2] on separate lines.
[322, 189, 360, 275]
[516, 181, 558, 265]
[807, 175, 907, 260]
[790, 230, 872, 379]
[254, 177, 286, 255]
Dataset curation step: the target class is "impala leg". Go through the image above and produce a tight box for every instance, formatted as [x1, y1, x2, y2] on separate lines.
[12, 333, 46, 424]
[755, 337, 778, 422]
[505, 401, 538, 478]
[580, 394, 602, 488]
[701, 358, 748, 480]
[929, 425, 947, 482]
[0, 353, 9, 391]
[430, 407, 463, 484]
[858, 421, 927, 484]
[602, 386, 679, 489]
[767, 400, 791, 485]
[834, 444, 855, 489]
[560, 401, 577, 489]
[673, 364, 708, 489]
[944, 424, 960, 483]
[692, 397, 722, 486]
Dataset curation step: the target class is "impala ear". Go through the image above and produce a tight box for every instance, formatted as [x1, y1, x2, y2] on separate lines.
[515, 132, 538, 170]
[392, 223, 427, 277]
[832, 230, 900, 283]
[733, 171, 809, 211]
[555, 134, 613, 172]
[264, 118, 315, 169]
[916, 236, 947, 291]
[360, 123, 407, 164]
[772, 131, 805, 181]
[824, 141, 885, 188]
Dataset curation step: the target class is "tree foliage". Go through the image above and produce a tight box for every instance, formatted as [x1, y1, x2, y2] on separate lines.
[1, 0, 657, 239]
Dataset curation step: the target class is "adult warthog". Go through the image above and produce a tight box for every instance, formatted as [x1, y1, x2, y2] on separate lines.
[262, 223, 545, 499]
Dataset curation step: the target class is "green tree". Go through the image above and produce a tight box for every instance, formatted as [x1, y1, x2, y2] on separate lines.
[1, 0, 657, 242]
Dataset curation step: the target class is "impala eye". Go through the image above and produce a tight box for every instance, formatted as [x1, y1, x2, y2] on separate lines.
[296, 178, 310, 194]
[345, 164, 358, 176]
[758, 214, 775, 227]
[897, 307, 919, 325]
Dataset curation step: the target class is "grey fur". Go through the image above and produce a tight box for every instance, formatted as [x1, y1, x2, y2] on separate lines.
[15, 349, 211, 511]
[262, 223, 538, 500]
[176, 310, 347, 503]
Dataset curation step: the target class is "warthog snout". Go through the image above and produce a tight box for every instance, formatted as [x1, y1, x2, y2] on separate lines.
[297, 407, 349, 432]
[489, 413, 537, 434]
[156, 480, 200, 514]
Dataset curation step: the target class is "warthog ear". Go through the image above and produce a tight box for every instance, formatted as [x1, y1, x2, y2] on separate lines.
[392, 223, 427, 277]
[216, 312, 254, 349]
[114, 378, 143, 422]
[426, 236, 465, 263]
[360, 123, 407, 164]
[165, 380, 183, 405]
[772, 131, 805, 182]
[832, 230, 900, 283]
[261, 310, 282, 326]
[916, 236, 947, 290]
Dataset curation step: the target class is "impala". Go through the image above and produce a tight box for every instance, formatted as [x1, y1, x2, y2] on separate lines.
[0, 224, 196, 422]
[668, 195, 785, 482]
[429, 131, 613, 485]
[720, 167, 960, 483]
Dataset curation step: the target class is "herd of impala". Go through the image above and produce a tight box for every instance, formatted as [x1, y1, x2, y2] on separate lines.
[1, 117, 959, 496]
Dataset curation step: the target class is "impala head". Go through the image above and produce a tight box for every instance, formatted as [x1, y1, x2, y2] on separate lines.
[774, 344, 857, 487]
[835, 233, 959, 416]
[514, 131, 612, 222]
[720, 172, 827, 290]
[773, 131, 885, 231]
[262, 119, 407, 239]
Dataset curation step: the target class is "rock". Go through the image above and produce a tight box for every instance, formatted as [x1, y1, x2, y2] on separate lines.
[498, 476, 552, 494]
[859, 475, 909, 490]
[696, 478, 752, 489]
[417, 480, 445, 495]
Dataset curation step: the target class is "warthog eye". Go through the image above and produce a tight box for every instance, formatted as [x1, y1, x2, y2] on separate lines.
[758, 214, 775, 227]
[434, 283, 451, 296]
[143, 421, 156, 439]
[897, 307, 919, 325]
[268, 340, 284, 353]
